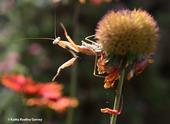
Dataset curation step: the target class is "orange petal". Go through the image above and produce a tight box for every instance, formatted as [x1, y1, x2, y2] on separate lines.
[103, 68, 120, 89]
[127, 70, 134, 80]
[97, 52, 107, 74]
[101, 108, 121, 115]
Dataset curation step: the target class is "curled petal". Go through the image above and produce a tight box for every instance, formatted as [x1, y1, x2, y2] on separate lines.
[134, 58, 154, 75]
[97, 52, 107, 74]
[101, 108, 121, 115]
[127, 70, 134, 80]
[104, 68, 120, 89]
[104, 82, 112, 89]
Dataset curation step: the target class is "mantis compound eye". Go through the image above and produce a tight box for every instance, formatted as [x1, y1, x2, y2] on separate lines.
[53, 37, 61, 44]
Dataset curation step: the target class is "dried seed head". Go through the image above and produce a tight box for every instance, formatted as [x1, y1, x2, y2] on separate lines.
[95, 9, 159, 55]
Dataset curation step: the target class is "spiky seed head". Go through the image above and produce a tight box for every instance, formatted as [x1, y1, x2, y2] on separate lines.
[95, 9, 159, 55]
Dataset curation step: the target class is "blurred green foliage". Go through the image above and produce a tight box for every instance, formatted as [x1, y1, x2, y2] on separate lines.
[0, 0, 170, 124]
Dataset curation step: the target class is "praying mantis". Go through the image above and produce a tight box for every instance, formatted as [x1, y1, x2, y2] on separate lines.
[51, 23, 104, 81]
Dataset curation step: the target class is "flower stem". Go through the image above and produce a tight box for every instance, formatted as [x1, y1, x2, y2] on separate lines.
[65, 3, 80, 124]
[110, 68, 125, 124]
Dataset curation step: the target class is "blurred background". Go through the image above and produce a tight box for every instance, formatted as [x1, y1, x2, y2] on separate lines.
[0, 0, 170, 124]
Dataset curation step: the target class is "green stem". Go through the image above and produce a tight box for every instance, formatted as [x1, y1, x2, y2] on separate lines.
[110, 68, 125, 124]
[66, 64, 77, 124]
[66, 4, 80, 124]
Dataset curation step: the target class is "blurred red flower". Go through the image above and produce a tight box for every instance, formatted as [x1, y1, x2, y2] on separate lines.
[1, 74, 34, 92]
[36, 83, 63, 99]
[0, 74, 78, 112]
[26, 97, 78, 113]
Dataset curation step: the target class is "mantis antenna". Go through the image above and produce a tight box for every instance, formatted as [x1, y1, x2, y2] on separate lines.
[54, 6, 57, 38]
[20, 38, 55, 41]
[22, 8, 58, 42]
[22, 7, 58, 42]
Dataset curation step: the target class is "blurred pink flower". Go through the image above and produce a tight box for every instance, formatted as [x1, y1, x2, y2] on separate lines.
[0, 52, 20, 72]
[0, 0, 15, 14]
[28, 43, 44, 56]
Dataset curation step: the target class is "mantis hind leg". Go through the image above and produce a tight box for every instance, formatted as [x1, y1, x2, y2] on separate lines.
[52, 48, 78, 81]
[52, 57, 78, 81]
